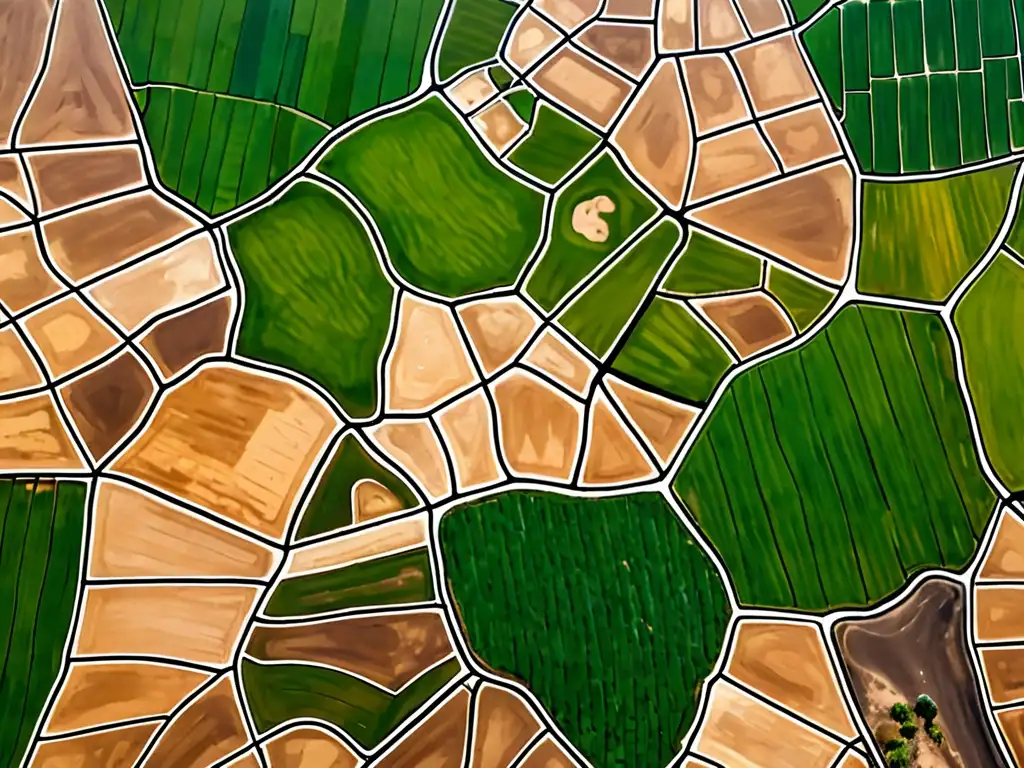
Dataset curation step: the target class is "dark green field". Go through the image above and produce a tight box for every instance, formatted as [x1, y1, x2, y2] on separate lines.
[436, 0, 516, 81]
[509, 103, 600, 186]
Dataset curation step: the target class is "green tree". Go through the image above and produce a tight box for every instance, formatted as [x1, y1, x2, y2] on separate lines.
[890, 702, 913, 723]
[899, 721, 918, 739]
[885, 742, 910, 768]
[915, 694, 939, 723]
[928, 723, 945, 745]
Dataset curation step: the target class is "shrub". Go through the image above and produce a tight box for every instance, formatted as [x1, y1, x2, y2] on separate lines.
[899, 721, 918, 739]
[915, 694, 939, 723]
[884, 737, 905, 752]
[890, 702, 913, 723]
[885, 742, 910, 768]
[928, 723, 945, 745]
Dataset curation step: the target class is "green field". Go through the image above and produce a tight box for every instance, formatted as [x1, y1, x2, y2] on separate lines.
[436, 0, 517, 81]
[675, 305, 995, 611]
[439, 491, 730, 768]
[857, 162, 1018, 301]
[661, 228, 763, 297]
[954, 252, 1024, 491]
[227, 181, 394, 419]
[509, 103, 599, 186]
[319, 95, 545, 296]
[767, 266, 836, 332]
[0, 480, 85, 767]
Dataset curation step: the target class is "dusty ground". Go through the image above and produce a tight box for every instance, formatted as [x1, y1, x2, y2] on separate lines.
[682, 55, 748, 136]
[660, 0, 695, 50]
[370, 421, 451, 500]
[377, 688, 470, 767]
[698, 0, 747, 48]
[23, 293, 118, 380]
[525, 329, 595, 394]
[691, 126, 778, 202]
[734, 34, 817, 115]
[144, 676, 248, 768]
[980, 507, 1024, 580]
[0, 229, 62, 313]
[0, 0, 53, 148]
[0, 326, 43, 394]
[578, 23, 654, 77]
[571, 195, 616, 242]
[286, 514, 429, 576]
[473, 101, 527, 153]
[533, 47, 633, 128]
[734, 0, 788, 34]
[29, 721, 157, 768]
[506, 11, 561, 71]
[0, 393, 83, 470]
[437, 390, 504, 491]
[140, 295, 233, 379]
[458, 297, 539, 376]
[264, 726, 360, 768]
[764, 105, 842, 171]
[606, 375, 698, 465]
[472, 683, 543, 768]
[582, 391, 655, 484]
[976, 586, 1024, 641]
[28, 146, 146, 213]
[695, 291, 793, 358]
[449, 71, 497, 113]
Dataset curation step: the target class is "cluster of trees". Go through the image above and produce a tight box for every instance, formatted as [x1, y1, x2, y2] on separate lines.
[878, 695, 945, 767]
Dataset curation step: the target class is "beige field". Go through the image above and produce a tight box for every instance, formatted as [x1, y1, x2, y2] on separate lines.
[387, 294, 477, 412]
[263, 726, 360, 768]
[22, 293, 118, 380]
[734, 34, 817, 115]
[0, 228, 62, 314]
[353, 479, 406, 524]
[605, 0, 655, 17]
[112, 364, 338, 539]
[139, 295, 233, 379]
[980, 507, 1024, 580]
[449, 71, 497, 112]
[0, 393, 83, 470]
[605, 376, 698, 465]
[436, 390, 504, 491]
[28, 146, 146, 213]
[471, 683, 542, 768]
[377, 688, 470, 767]
[532, 47, 633, 128]
[582, 391, 655, 484]
[577, 23, 654, 77]
[536, 0, 601, 29]
[458, 297, 538, 376]
[473, 101, 527, 153]
[695, 291, 793, 358]
[90, 480, 278, 579]
[369, 420, 451, 500]
[690, 126, 778, 202]
[0, 0, 53, 148]
[690, 162, 854, 283]
[763, 105, 841, 171]
[506, 11, 561, 72]
[286, 514, 428, 576]
[698, 0, 747, 48]
[29, 721, 156, 768]
[524, 329, 595, 395]
[659, 0, 695, 51]
[76, 584, 257, 665]
[735, 0, 788, 34]
[144, 676, 248, 768]
[682, 55, 747, 138]
[981, 647, 1024, 704]
[571, 195, 616, 242]
[0, 156, 31, 209]
[248, 610, 452, 690]
[520, 736, 577, 767]
[0, 326, 44, 394]
[45, 660, 210, 734]
[976, 586, 1024, 641]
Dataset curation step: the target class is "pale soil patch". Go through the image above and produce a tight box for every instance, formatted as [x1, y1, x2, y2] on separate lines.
[734, 34, 818, 115]
[27, 146, 146, 213]
[354, 479, 405, 524]
[0, 0, 53, 148]
[976, 586, 1024, 641]
[520, 736, 579, 767]
[577, 22, 655, 77]
[697, 0, 748, 48]
[45, 660, 210, 735]
[76, 584, 258, 665]
[449, 71, 498, 112]
[532, 47, 633, 128]
[582, 389, 656, 485]
[998, 707, 1024, 766]
[682, 54, 751, 136]
[506, 11, 561, 72]
[690, 125, 779, 203]
[0, 228, 62, 314]
[536, 0, 601, 30]
[471, 683, 542, 768]
[458, 296, 539, 376]
[28, 721, 156, 768]
[570, 195, 616, 242]
[472, 101, 528, 153]
[981, 647, 1024, 704]
[659, 0, 695, 51]
[694, 290, 793, 358]
[112, 364, 338, 539]
[763, 104, 841, 171]
[264, 726, 360, 768]
[386, 294, 478, 413]
[436, 389, 504, 491]
[0, 393, 84, 470]
[735, 0, 788, 34]
[524, 328, 596, 394]
[90, 479, 278, 579]
[0, 156, 31, 209]
[0, 326, 44, 394]
[605, 375, 698, 465]
[22, 293, 118, 380]
[139, 295, 234, 380]
[369, 420, 451, 500]
[980, 507, 1024, 580]
[376, 688, 470, 768]
[604, 0, 655, 17]
[612, 59, 692, 207]
[286, 513, 428, 576]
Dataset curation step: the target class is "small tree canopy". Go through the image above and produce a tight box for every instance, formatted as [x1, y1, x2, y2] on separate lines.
[928, 723, 945, 745]
[899, 721, 918, 739]
[890, 702, 913, 723]
[915, 694, 939, 723]
[885, 742, 910, 768]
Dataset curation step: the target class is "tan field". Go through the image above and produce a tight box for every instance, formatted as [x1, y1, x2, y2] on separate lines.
[29, 721, 157, 768]
[524, 329, 595, 395]
[532, 47, 633, 128]
[471, 683, 542, 768]
[536, 0, 601, 29]
[28, 146, 146, 213]
[143, 675, 248, 768]
[386, 294, 477, 413]
[449, 71, 498, 112]
[697, 0, 748, 48]
[458, 297, 539, 376]
[0, 0, 53, 148]
[680, 759, 715, 767]
[226, 751, 261, 768]
[981, 646, 1024, 704]
[695, 680, 842, 767]
[0, 326, 44, 394]
[763, 105, 841, 171]
[727, 620, 857, 738]
[90, 480, 278, 579]
[659, 0, 695, 51]
[520, 736, 578, 767]
[492, 370, 582, 481]
[612, 60, 691, 207]
[45, 660, 210, 735]
[0, 228, 62, 314]
[369, 420, 451, 500]
[0, 156, 31, 209]
[19, 0, 135, 147]
[605, 375, 698, 465]
[505, 11, 561, 72]
[577, 23, 654, 77]
[75, 584, 258, 665]
[263, 726, 360, 768]
[841, 753, 869, 768]
[999, 707, 1024, 765]
[734, 34, 817, 115]
[735, 0, 788, 34]
[690, 126, 778, 202]
[22, 293, 119, 380]
[571, 195, 616, 242]
[0, 393, 84, 470]
[87, 233, 224, 334]
[112, 364, 338, 539]
[43, 191, 198, 284]
[980, 507, 1024, 580]
[353, 479, 406, 524]
[976, 586, 1024, 641]
[60, 350, 155, 462]
[436, 390, 504, 491]
[690, 162, 854, 283]
[681, 54, 749, 137]
[247, 610, 453, 691]
[140, 295, 233, 379]
[286, 514, 428, 576]
[0, 194, 28, 226]
[695, 291, 793, 358]
[604, 0, 655, 17]
[582, 391, 655, 484]
[473, 101, 527, 153]
[376, 688, 470, 767]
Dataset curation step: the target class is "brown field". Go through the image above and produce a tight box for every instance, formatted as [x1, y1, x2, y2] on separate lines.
[690, 126, 778, 202]
[387, 294, 477, 413]
[536, 0, 601, 29]
[582, 390, 655, 484]
[977, 586, 1024, 641]
[449, 71, 497, 112]
[577, 23, 654, 77]
[735, 0, 788, 34]
[681, 758, 715, 768]
[0, 156, 31, 209]
[376, 688, 470, 767]
[524, 329, 595, 395]
[697, 0, 748, 48]
[112, 364, 338, 539]
[29, 721, 157, 768]
[659, 0, 695, 51]
[139, 295, 233, 379]
[734, 34, 817, 115]
[226, 751, 261, 768]
[27, 146, 146, 213]
[471, 683, 542, 768]
[0, 195, 27, 226]
[695, 291, 793, 358]
[43, 191, 198, 283]
[841, 752, 869, 767]
[369, 420, 451, 500]
[681, 54, 749, 136]
[605, 375, 698, 465]
[612, 59, 691, 207]
[45, 660, 210, 735]
[0, 326, 44, 394]
[981, 507, 1024, 580]
[248, 610, 453, 690]
[520, 736, 578, 767]
[286, 514, 428, 576]
[695, 680, 842, 767]
[492, 369, 582, 480]
[19, 0, 134, 147]
[0, 228, 62, 314]
[763, 105, 842, 171]
[998, 707, 1024, 766]
[353, 479, 406, 524]
[473, 101, 527, 152]
[22, 293, 118, 380]
[75, 584, 258, 665]
[458, 297, 538, 376]
[263, 726, 359, 768]
[505, 11, 561, 72]
[605, 0, 655, 17]
[0, 393, 83, 470]
[532, 47, 633, 128]
[981, 647, 1024, 704]
[727, 620, 857, 738]
[87, 233, 224, 333]
[0, 0, 53, 148]
[90, 480, 278, 579]
[436, 390, 504, 491]
[690, 161, 853, 283]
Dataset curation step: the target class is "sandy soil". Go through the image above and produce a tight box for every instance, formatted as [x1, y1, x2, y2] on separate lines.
[0, 156, 31, 209]
[981, 507, 1024, 580]
[695, 291, 793, 358]
[520, 736, 579, 767]
[264, 726, 360, 768]
[0, 393, 84, 470]
[449, 71, 497, 112]
[695, 680, 842, 767]
[377, 688, 470, 767]
[571, 195, 616, 242]
[763, 104, 842, 171]
[605, 375, 698, 465]
[998, 707, 1024, 766]
[28, 146, 146, 213]
[248, 610, 453, 691]
[23, 293, 118, 380]
[734, 0, 788, 34]
[690, 125, 778, 202]
[353, 479, 405, 524]
[981, 647, 1024, 704]
[369, 421, 451, 501]
[836, 577, 1008, 767]
[458, 297, 539, 376]
[524, 329, 596, 395]
[841, 753, 869, 767]
[536, 0, 601, 30]
[387, 294, 477, 413]
[532, 47, 633, 128]
[43, 190, 198, 284]
[492, 369, 582, 481]
[0, 326, 44, 394]
[75, 584, 258, 665]
[582, 390, 655, 484]
[577, 23, 655, 77]
[977, 586, 1024, 641]
[506, 11, 561, 72]
[734, 34, 817, 115]
[0, 228, 62, 314]
[112, 364, 338, 539]
[690, 161, 853, 283]
[698, 0, 748, 48]
[286, 514, 428, 576]
[437, 390, 504, 491]
[612, 59, 692, 207]
[140, 295, 233, 379]
[29, 721, 157, 768]
[659, 0, 695, 51]
[471, 683, 542, 768]
[0, 0, 53, 148]
[90, 480, 278, 579]
[604, 0, 655, 17]
[727, 620, 857, 738]
[226, 751, 261, 768]
[45, 660, 210, 735]
[473, 101, 527, 153]
[19, 0, 134, 147]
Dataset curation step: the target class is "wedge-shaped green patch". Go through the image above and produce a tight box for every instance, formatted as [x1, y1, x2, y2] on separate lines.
[437, 0, 517, 81]
[319, 95, 545, 297]
[228, 181, 393, 419]
[505, 88, 536, 123]
[675, 304, 995, 612]
[440, 491, 730, 768]
[509, 103, 600, 185]
[661, 228, 763, 297]
[767, 265, 835, 332]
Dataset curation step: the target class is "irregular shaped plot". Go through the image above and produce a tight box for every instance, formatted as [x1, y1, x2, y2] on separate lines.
[523, 329, 596, 395]
[286, 515, 428, 577]
[369, 420, 452, 501]
[661, 228, 763, 297]
[458, 296, 540, 376]
[689, 125, 779, 203]
[472, 100, 527, 152]
[21, 294, 119, 381]
[0, 326, 44, 395]
[508, 102, 600, 186]
[531, 47, 633, 129]
[577, 22, 655, 78]
[697, 0, 748, 48]
[605, 375, 699, 465]
[263, 726, 360, 768]
[0, 394, 84, 471]
[471, 683, 543, 768]
[440, 0, 518, 80]
[733, 34, 817, 116]
[693, 290, 794, 359]
[0, 0, 53, 148]
[0, 229, 61, 315]
[763, 104, 842, 171]
[375, 688, 470, 767]
[29, 722, 156, 767]
[581, 389, 656, 485]
[27, 146, 146, 214]
[766, 265, 835, 332]
[659, 0, 695, 51]
[980, 506, 1024, 580]
[139, 295, 233, 379]
[436, 390, 505, 491]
